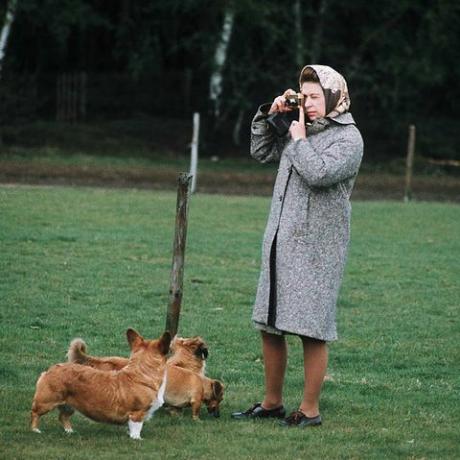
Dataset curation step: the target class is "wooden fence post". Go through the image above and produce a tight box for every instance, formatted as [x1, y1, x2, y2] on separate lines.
[183, 67, 192, 115]
[404, 124, 416, 202]
[165, 173, 193, 337]
[80, 71, 87, 121]
[56, 74, 62, 121]
[56, 72, 87, 123]
[64, 73, 70, 121]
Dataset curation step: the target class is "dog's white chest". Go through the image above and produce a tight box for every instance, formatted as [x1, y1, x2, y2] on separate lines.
[145, 371, 167, 420]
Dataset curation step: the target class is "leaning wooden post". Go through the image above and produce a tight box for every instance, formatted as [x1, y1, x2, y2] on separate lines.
[165, 173, 193, 336]
[404, 124, 416, 202]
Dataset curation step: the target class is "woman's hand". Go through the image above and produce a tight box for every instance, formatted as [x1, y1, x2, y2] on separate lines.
[289, 105, 307, 141]
[268, 89, 297, 114]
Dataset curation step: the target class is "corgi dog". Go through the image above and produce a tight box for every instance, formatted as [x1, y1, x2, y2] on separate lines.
[66, 335, 221, 419]
[166, 366, 224, 420]
[31, 329, 171, 439]
[67, 335, 208, 375]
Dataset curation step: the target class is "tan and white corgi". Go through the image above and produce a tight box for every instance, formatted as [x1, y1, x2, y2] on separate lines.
[31, 329, 171, 439]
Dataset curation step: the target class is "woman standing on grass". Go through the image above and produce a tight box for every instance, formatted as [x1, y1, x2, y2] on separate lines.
[232, 65, 363, 427]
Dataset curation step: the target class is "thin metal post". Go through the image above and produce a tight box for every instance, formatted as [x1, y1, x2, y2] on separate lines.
[165, 173, 193, 336]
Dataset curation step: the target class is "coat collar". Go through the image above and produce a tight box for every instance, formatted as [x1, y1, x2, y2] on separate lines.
[306, 112, 355, 135]
[327, 112, 355, 125]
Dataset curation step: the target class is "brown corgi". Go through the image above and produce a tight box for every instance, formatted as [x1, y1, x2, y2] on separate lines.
[31, 330, 171, 439]
[165, 366, 224, 420]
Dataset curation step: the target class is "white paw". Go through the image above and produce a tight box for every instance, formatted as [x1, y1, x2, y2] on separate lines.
[32, 428, 42, 434]
[128, 420, 144, 440]
[64, 428, 74, 434]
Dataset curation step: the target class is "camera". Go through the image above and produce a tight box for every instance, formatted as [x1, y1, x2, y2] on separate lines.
[284, 93, 303, 109]
[266, 93, 303, 137]
[266, 110, 298, 137]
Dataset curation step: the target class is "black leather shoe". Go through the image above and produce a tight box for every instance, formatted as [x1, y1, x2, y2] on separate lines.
[279, 410, 322, 427]
[231, 403, 286, 420]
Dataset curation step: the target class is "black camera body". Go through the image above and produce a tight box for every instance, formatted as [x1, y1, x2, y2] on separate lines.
[266, 110, 299, 137]
[266, 92, 303, 137]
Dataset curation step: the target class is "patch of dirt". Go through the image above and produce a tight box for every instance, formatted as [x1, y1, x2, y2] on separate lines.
[0, 160, 459, 202]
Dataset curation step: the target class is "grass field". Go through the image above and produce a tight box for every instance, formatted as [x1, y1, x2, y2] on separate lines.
[0, 185, 459, 459]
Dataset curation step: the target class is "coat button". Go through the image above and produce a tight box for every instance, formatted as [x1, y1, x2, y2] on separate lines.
[279, 195, 283, 202]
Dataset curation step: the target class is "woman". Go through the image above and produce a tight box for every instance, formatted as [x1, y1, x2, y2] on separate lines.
[232, 65, 363, 427]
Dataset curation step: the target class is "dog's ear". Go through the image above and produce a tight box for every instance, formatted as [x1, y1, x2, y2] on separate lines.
[195, 345, 208, 360]
[159, 331, 172, 355]
[212, 380, 224, 399]
[126, 329, 144, 350]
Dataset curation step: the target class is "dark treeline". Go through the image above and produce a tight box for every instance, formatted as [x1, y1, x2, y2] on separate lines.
[1, 0, 459, 160]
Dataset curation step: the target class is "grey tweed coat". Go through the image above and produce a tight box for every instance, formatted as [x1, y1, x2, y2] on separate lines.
[251, 106, 363, 341]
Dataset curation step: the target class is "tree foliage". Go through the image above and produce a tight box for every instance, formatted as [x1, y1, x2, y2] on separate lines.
[1, 0, 459, 158]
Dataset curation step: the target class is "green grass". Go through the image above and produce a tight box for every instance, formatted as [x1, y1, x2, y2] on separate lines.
[0, 185, 459, 459]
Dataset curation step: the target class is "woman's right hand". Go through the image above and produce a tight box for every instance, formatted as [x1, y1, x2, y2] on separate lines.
[268, 89, 297, 114]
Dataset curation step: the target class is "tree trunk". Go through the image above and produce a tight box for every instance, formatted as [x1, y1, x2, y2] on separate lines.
[0, 0, 18, 80]
[294, 0, 303, 68]
[209, 7, 235, 119]
[232, 108, 245, 146]
[0, 0, 18, 144]
[310, 0, 328, 63]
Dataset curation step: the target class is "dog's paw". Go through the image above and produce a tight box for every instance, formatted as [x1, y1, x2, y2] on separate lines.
[64, 428, 74, 434]
[32, 428, 42, 434]
[128, 420, 144, 440]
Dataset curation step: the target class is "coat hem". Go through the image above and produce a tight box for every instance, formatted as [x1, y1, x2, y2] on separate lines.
[253, 320, 337, 342]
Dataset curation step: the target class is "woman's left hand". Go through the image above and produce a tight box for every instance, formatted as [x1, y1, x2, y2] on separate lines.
[289, 107, 307, 141]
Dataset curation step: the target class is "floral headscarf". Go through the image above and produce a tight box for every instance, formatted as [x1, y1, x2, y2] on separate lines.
[299, 65, 351, 118]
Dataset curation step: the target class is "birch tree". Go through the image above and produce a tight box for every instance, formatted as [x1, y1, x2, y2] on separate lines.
[0, 0, 18, 80]
[209, 6, 235, 119]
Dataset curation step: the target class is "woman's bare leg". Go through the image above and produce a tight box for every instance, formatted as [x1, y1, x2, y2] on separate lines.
[261, 331, 287, 409]
[299, 337, 328, 417]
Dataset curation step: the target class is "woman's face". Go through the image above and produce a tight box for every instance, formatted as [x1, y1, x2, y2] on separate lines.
[300, 82, 326, 121]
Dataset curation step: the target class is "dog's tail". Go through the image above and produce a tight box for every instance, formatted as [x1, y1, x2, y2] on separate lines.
[67, 338, 89, 364]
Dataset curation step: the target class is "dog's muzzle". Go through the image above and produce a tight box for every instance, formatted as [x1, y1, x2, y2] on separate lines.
[207, 407, 220, 418]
